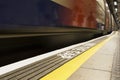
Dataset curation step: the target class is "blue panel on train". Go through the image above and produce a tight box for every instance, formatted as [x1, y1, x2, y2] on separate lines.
[0, 0, 61, 26]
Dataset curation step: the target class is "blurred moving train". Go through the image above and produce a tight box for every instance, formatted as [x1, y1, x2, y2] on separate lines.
[0, 0, 117, 66]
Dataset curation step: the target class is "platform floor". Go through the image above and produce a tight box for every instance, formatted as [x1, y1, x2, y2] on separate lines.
[68, 31, 119, 80]
[0, 31, 119, 80]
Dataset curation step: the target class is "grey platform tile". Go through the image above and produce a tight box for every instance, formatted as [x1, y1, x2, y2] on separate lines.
[111, 77, 120, 80]
[80, 36, 117, 72]
[81, 53, 114, 71]
[68, 32, 118, 80]
[68, 68, 111, 80]
[96, 39, 117, 56]
[111, 32, 120, 80]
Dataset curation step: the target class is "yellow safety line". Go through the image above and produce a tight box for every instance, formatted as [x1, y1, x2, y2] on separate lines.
[40, 33, 115, 80]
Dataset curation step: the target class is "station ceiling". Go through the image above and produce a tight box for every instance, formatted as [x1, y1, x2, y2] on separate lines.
[107, 0, 120, 25]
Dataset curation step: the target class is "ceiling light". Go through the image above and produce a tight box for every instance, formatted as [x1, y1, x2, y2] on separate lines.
[115, 8, 118, 12]
[106, 3, 108, 7]
[114, 1, 117, 5]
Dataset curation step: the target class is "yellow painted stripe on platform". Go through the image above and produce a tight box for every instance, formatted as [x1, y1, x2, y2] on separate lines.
[40, 34, 114, 80]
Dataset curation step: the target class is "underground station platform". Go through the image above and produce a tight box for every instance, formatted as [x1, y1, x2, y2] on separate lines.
[0, 31, 120, 80]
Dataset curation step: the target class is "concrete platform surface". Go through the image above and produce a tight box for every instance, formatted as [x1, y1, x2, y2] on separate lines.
[68, 32, 118, 80]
